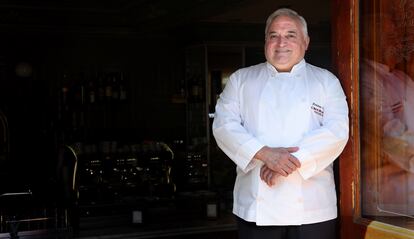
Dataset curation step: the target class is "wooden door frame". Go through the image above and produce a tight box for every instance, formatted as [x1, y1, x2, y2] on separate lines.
[332, 0, 414, 238]
[331, 0, 365, 238]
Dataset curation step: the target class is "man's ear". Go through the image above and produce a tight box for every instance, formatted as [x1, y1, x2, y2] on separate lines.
[305, 36, 310, 50]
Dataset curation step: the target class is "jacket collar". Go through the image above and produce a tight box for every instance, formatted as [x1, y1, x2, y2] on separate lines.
[266, 59, 306, 76]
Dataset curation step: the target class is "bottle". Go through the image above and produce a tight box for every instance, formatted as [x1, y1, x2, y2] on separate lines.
[88, 80, 96, 104]
[195, 74, 204, 101]
[112, 73, 119, 102]
[190, 75, 200, 102]
[104, 73, 113, 103]
[97, 73, 105, 103]
[119, 72, 127, 101]
[61, 73, 70, 111]
[73, 73, 85, 106]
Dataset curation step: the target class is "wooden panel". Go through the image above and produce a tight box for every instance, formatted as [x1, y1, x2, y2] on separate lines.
[365, 221, 414, 239]
[331, 0, 367, 238]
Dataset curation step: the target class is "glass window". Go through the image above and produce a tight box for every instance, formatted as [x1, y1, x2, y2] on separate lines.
[360, 0, 414, 228]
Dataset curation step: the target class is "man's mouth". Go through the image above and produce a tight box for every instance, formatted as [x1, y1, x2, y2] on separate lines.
[275, 49, 290, 54]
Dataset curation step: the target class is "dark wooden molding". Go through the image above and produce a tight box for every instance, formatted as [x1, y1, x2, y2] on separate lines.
[332, 0, 366, 238]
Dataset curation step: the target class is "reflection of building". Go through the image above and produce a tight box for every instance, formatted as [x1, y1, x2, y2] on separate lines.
[359, 0, 414, 220]
[335, 0, 414, 238]
[361, 59, 414, 216]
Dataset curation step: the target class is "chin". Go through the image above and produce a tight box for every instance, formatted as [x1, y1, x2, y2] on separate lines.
[273, 61, 291, 68]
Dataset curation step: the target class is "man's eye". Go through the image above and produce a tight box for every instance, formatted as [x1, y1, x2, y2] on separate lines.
[286, 34, 296, 39]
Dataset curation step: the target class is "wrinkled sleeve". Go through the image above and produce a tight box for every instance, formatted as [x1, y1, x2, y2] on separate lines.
[212, 74, 264, 173]
[294, 73, 349, 180]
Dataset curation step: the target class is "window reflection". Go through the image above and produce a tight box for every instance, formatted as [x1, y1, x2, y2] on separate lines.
[361, 0, 414, 224]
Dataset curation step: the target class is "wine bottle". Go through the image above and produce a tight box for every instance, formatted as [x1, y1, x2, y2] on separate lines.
[61, 73, 70, 111]
[97, 73, 105, 103]
[88, 80, 96, 104]
[105, 73, 113, 103]
[112, 73, 119, 102]
[119, 72, 127, 101]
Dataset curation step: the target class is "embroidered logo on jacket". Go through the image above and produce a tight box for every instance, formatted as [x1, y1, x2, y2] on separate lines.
[311, 102, 324, 117]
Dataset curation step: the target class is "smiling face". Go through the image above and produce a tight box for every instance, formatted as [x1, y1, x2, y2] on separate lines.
[264, 15, 310, 72]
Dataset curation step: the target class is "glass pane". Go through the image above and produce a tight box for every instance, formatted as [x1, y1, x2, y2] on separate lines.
[360, 0, 414, 228]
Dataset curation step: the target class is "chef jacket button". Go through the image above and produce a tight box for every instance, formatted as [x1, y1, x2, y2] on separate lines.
[297, 198, 304, 203]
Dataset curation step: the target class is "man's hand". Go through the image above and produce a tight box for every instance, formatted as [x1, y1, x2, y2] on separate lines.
[260, 165, 282, 186]
[254, 146, 301, 177]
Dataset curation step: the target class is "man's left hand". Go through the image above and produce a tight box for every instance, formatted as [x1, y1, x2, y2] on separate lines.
[260, 165, 282, 186]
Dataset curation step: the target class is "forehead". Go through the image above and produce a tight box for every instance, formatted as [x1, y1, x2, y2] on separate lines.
[268, 15, 302, 32]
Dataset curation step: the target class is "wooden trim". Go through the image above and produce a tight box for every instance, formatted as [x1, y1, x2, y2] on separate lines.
[364, 221, 414, 239]
[332, 0, 366, 238]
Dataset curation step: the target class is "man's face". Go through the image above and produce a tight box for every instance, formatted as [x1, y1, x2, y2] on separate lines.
[264, 15, 309, 72]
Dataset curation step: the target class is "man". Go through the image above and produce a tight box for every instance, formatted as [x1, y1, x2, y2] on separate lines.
[212, 8, 349, 239]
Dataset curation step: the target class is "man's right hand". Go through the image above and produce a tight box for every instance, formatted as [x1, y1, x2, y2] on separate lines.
[254, 146, 301, 177]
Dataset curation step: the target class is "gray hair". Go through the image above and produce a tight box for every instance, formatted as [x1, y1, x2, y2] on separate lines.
[265, 8, 308, 38]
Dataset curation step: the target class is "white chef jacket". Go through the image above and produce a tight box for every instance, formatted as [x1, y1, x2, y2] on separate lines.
[212, 59, 349, 225]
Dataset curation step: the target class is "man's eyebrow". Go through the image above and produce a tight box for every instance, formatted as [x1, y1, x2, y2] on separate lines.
[267, 29, 299, 36]
[268, 30, 298, 34]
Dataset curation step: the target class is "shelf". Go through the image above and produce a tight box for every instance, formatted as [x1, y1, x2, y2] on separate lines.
[76, 200, 236, 239]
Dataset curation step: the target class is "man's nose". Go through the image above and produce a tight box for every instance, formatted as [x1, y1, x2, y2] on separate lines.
[276, 36, 287, 46]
